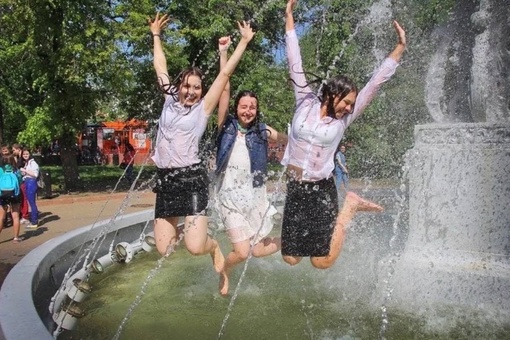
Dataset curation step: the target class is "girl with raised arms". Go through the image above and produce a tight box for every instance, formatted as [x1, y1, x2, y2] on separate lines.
[281, 0, 406, 268]
[214, 35, 288, 295]
[148, 13, 254, 274]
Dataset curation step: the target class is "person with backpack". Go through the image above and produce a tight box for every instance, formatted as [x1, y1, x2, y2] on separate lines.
[0, 155, 23, 243]
[12, 143, 29, 224]
[20, 149, 39, 229]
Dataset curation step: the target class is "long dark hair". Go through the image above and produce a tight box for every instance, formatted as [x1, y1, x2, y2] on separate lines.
[289, 70, 358, 119]
[321, 75, 358, 118]
[159, 67, 208, 102]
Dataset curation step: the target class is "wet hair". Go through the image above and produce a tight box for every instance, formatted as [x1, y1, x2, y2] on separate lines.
[159, 67, 207, 102]
[289, 70, 358, 119]
[320, 75, 358, 119]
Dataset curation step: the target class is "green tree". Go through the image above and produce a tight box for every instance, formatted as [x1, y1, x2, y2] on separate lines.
[0, 0, 289, 191]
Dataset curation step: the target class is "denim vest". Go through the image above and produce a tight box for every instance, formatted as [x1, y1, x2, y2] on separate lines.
[216, 116, 268, 187]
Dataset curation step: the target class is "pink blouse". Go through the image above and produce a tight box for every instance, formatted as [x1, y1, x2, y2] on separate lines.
[281, 29, 399, 181]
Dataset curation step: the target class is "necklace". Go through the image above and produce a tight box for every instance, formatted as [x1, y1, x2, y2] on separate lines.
[237, 122, 248, 134]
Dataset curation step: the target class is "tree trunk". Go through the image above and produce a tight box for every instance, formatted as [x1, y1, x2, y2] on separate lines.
[60, 146, 81, 193]
[0, 104, 4, 145]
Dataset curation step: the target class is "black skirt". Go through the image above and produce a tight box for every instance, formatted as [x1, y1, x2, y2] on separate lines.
[281, 177, 338, 257]
[154, 164, 209, 218]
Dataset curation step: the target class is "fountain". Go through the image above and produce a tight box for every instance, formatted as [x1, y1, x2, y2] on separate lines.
[1, 0, 510, 338]
[388, 0, 510, 326]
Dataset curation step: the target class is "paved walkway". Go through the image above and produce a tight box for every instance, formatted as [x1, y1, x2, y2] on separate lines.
[0, 190, 156, 287]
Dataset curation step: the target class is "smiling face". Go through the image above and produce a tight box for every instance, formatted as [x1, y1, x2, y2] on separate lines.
[22, 150, 30, 161]
[178, 74, 203, 107]
[236, 95, 258, 128]
[332, 91, 357, 119]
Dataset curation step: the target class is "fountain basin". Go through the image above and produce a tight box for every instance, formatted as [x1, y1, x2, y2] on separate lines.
[1, 183, 509, 338]
[0, 210, 154, 340]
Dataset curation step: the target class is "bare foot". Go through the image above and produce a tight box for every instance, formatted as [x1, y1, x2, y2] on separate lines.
[211, 241, 225, 273]
[345, 192, 384, 212]
[218, 270, 229, 297]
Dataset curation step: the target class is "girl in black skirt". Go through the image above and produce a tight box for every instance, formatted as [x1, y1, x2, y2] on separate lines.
[281, 0, 407, 268]
[148, 12, 254, 273]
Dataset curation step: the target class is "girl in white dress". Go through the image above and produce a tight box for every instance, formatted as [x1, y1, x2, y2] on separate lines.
[215, 39, 288, 296]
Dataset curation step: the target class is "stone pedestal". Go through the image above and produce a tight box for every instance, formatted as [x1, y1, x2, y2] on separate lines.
[389, 123, 510, 317]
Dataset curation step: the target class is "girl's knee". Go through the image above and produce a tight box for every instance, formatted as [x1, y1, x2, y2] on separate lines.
[282, 255, 301, 266]
[156, 244, 172, 257]
[186, 244, 204, 256]
[310, 257, 333, 269]
[232, 247, 250, 261]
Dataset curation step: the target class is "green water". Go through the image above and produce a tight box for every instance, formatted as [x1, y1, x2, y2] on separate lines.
[59, 249, 510, 340]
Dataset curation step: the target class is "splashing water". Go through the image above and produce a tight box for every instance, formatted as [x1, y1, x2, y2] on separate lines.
[112, 255, 169, 340]
[216, 168, 285, 339]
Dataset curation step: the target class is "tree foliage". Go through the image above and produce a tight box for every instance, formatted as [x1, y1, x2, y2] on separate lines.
[0, 0, 460, 186]
[293, 0, 451, 179]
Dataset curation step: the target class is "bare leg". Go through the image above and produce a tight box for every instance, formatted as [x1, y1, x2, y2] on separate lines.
[282, 255, 302, 266]
[183, 215, 225, 273]
[210, 239, 225, 273]
[219, 239, 251, 296]
[154, 217, 180, 256]
[219, 237, 281, 296]
[0, 206, 6, 235]
[251, 236, 281, 258]
[10, 205, 20, 240]
[311, 191, 383, 269]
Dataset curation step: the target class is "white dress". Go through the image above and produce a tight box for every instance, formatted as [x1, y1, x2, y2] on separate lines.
[217, 133, 276, 244]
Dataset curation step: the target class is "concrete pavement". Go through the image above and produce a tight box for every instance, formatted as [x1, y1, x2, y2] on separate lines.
[0, 190, 156, 287]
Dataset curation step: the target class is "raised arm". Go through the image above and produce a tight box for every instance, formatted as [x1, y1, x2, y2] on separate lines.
[203, 21, 255, 115]
[217, 36, 232, 129]
[148, 12, 171, 98]
[285, 0, 296, 32]
[285, 0, 314, 107]
[388, 21, 406, 62]
[346, 20, 407, 123]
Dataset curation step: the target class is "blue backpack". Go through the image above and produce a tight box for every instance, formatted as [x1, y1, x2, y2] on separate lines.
[0, 165, 20, 198]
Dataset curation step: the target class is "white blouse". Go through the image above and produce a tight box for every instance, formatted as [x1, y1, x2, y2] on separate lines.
[152, 93, 209, 169]
[23, 158, 39, 180]
[281, 29, 399, 181]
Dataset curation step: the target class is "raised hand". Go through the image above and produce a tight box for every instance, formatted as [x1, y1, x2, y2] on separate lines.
[148, 12, 170, 36]
[388, 20, 407, 62]
[237, 21, 255, 43]
[286, 0, 297, 15]
[218, 36, 232, 53]
[393, 20, 406, 48]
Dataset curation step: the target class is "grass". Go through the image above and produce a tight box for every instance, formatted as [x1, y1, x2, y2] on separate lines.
[39, 163, 399, 195]
[40, 165, 157, 194]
